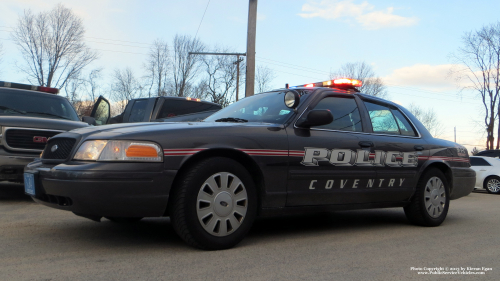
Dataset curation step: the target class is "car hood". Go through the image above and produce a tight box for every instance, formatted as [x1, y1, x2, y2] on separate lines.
[69, 121, 281, 140]
[0, 115, 88, 131]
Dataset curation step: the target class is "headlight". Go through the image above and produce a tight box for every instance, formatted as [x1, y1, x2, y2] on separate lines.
[73, 140, 163, 162]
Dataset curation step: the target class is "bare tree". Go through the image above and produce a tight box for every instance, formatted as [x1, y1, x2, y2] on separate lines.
[331, 61, 388, 98]
[450, 22, 500, 150]
[171, 34, 205, 97]
[84, 68, 103, 102]
[145, 39, 169, 97]
[471, 147, 480, 155]
[201, 49, 242, 107]
[111, 68, 142, 112]
[11, 4, 98, 88]
[408, 103, 445, 138]
[255, 65, 276, 93]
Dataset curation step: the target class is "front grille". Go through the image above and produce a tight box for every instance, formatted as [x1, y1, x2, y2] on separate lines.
[5, 129, 61, 150]
[42, 138, 76, 160]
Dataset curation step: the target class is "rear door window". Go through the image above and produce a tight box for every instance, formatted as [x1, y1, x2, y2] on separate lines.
[470, 157, 491, 166]
[158, 100, 220, 119]
[128, 99, 149, 122]
[364, 101, 417, 136]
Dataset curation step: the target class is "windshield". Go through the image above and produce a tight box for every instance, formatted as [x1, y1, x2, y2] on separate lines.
[0, 90, 79, 121]
[205, 91, 309, 124]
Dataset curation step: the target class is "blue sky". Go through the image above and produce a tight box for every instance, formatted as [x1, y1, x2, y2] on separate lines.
[1, 0, 500, 151]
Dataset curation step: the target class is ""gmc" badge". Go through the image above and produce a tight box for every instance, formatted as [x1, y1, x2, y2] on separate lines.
[33, 136, 48, 143]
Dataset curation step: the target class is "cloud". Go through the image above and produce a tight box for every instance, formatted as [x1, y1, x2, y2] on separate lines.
[383, 64, 458, 90]
[299, 0, 418, 30]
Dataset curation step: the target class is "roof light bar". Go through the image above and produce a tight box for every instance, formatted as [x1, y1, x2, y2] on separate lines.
[292, 78, 362, 92]
[0, 81, 59, 94]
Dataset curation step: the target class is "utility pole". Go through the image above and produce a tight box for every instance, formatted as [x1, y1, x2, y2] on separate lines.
[245, 0, 258, 97]
[188, 52, 246, 102]
[233, 55, 244, 101]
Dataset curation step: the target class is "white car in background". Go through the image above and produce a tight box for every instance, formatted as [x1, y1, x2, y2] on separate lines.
[470, 156, 500, 194]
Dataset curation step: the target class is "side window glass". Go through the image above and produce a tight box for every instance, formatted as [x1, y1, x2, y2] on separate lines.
[93, 98, 110, 125]
[311, 97, 363, 132]
[391, 110, 417, 136]
[470, 158, 491, 166]
[129, 100, 148, 122]
[158, 100, 217, 119]
[364, 102, 399, 135]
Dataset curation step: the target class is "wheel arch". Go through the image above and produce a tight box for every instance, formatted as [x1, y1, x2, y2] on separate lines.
[164, 148, 265, 216]
[417, 161, 453, 194]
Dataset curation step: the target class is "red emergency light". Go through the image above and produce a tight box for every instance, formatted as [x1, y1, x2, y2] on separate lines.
[0, 81, 60, 94]
[292, 78, 362, 91]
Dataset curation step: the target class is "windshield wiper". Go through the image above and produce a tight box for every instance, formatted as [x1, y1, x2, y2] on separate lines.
[0, 106, 27, 115]
[24, 111, 72, 120]
[215, 117, 248, 123]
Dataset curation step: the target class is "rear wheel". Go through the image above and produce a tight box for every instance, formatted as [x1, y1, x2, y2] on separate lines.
[404, 168, 450, 227]
[484, 176, 500, 194]
[170, 157, 257, 250]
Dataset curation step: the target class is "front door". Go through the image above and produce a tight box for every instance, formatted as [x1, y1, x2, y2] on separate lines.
[286, 94, 378, 206]
[89, 96, 110, 125]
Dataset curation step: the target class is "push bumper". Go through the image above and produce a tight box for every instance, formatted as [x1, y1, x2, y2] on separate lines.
[450, 167, 475, 200]
[25, 160, 177, 218]
[0, 147, 38, 181]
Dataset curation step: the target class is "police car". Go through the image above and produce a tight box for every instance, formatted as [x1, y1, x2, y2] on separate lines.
[25, 78, 475, 250]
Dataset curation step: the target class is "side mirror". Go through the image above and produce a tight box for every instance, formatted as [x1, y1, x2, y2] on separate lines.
[296, 110, 333, 128]
[82, 116, 96, 126]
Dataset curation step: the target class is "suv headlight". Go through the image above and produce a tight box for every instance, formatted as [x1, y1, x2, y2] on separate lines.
[73, 140, 163, 162]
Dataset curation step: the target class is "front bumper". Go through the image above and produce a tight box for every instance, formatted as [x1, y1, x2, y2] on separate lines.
[25, 160, 176, 218]
[0, 147, 38, 181]
[450, 167, 476, 200]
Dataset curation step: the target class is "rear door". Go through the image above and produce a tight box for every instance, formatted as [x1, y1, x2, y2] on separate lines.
[357, 99, 426, 202]
[470, 157, 492, 187]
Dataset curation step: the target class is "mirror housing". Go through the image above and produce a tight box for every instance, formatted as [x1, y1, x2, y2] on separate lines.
[296, 110, 333, 128]
[284, 91, 300, 109]
[82, 116, 96, 126]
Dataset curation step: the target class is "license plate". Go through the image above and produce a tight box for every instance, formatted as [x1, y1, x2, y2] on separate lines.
[24, 173, 36, 196]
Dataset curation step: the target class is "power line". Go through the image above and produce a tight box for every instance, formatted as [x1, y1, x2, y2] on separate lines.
[0, 26, 489, 103]
[194, 0, 211, 40]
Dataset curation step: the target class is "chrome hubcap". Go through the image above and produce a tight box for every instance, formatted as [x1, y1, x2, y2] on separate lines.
[424, 176, 446, 218]
[196, 172, 248, 237]
[487, 179, 500, 192]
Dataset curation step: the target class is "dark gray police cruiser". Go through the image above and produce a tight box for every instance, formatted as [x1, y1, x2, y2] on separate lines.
[25, 78, 475, 250]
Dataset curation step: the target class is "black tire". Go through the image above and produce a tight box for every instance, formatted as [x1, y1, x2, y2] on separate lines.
[105, 217, 143, 223]
[404, 168, 450, 227]
[483, 176, 500, 194]
[169, 157, 258, 250]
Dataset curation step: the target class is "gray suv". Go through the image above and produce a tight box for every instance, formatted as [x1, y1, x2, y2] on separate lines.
[0, 81, 88, 182]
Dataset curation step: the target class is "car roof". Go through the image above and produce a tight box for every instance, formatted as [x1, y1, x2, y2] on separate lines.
[0, 87, 67, 99]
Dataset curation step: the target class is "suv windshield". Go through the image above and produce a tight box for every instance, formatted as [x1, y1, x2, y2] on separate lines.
[205, 91, 309, 124]
[0, 90, 79, 121]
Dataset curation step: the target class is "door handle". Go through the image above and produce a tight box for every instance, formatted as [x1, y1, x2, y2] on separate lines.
[480, 169, 487, 171]
[414, 145, 424, 151]
[358, 141, 374, 148]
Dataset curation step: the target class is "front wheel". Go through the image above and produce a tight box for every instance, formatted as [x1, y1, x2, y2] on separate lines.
[484, 176, 500, 194]
[169, 157, 257, 250]
[404, 168, 450, 227]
